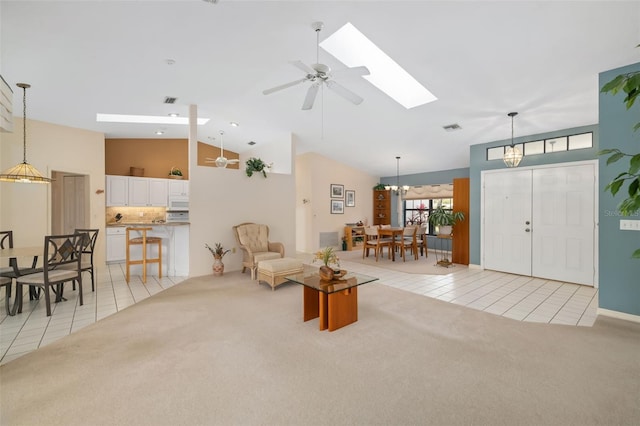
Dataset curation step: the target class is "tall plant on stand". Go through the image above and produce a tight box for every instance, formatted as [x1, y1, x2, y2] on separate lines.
[600, 49, 640, 258]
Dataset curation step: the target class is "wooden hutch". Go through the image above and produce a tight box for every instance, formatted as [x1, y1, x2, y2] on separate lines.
[373, 189, 391, 226]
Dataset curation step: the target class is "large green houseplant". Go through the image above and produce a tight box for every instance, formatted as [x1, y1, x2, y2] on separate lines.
[599, 49, 640, 258]
[428, 205, 465, 236]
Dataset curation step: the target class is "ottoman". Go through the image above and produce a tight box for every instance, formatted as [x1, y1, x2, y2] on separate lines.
[257, 258, 304, 291]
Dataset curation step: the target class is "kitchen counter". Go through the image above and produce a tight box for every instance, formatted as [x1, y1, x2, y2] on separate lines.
[106, 223, 189, 276]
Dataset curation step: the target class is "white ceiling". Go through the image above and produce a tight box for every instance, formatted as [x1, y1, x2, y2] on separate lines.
[2, 1, 639, 177]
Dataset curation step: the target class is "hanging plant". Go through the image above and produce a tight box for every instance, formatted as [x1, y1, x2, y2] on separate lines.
[245, 157, 270, 178]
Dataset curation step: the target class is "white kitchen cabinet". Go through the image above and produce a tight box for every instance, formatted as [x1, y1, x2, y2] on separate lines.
[128, 177, 168, 207]
[106, 175, 129, 206]
[168, 180, 189, 197]
[106, 227, 126, 263]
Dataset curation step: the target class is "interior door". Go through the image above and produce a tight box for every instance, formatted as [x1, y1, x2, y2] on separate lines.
[63, 175, 88, 234]
[532, 164, 595, 285]
[483, 170, 532, 275]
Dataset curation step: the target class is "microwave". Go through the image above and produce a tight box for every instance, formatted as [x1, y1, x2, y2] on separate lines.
[167, 196, 189, 212]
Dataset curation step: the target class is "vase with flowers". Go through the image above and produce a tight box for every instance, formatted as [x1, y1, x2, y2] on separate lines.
[206, 243, 230, 276]
[313, 247, 344, 281]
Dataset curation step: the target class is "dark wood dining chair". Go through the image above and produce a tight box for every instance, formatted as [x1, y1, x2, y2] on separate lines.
[70, 229, 99, 291]
[15, 234, 84, 317]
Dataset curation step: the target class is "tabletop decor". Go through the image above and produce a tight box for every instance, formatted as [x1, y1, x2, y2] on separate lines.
[206, 243, 230, 276]
[314, 247, 344, 280]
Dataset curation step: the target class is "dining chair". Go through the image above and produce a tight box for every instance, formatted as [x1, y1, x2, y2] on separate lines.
[1, 230, 44, 306]
[71, 229, 99, 291]
[416, 226, 428, 257]
[0, 276, 12, 315]
[395, 226, 419, 262]
[15, 233, 84, 317]
[0, 230, 14, 276]
[363, 226, 392, 261]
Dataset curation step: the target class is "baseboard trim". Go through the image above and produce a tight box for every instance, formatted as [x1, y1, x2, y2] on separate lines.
[597, 308, 640, 324]
[469, 263, 482, 270]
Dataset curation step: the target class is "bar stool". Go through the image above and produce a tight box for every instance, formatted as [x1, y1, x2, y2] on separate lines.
[126, 227, 162, 284]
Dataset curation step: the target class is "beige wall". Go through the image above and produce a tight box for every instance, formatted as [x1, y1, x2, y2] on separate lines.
[0, 118, 106, 264]
[188, 134, 296, 278]
[295, 152, 378, 253]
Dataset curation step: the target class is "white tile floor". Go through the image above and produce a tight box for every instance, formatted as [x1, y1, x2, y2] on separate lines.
[0, 255, 598, 365]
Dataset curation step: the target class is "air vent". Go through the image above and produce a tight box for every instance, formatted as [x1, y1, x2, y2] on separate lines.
[443, 123, 462, 132]
[247, 141, 256, 146]
[164, 96, 177, 104]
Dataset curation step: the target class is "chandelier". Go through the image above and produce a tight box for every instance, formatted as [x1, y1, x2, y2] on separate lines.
[503, 111, 523, 168]
[385, 156, 409, 195]
[0, 83, 52, 183]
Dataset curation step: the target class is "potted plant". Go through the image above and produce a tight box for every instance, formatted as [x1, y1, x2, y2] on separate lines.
[206, 243, 230, 276]
[313, 246, 343, 280]
[428, 204, 465, 236]
[245, 157, 271, 178]
[373, 183, 386, 190]
[168, 167, 183, 179]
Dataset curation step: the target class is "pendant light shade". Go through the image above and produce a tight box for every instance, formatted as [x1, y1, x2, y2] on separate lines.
[0, 83, 52, 183]
[503, 112, 523, 168]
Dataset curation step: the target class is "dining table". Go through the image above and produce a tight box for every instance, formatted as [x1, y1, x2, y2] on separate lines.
[0, 246, 44, 315]
[377, 227, 404, 261]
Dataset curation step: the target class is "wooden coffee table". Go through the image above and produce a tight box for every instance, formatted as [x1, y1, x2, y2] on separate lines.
[286, 266, 378, 331]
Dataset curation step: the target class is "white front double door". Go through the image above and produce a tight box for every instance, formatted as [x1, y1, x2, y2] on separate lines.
[483, 162, 596, 286]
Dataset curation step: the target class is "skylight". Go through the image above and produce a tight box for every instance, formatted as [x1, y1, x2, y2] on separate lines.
[319, 22, 437, 109]
[96, 113, 209, 125]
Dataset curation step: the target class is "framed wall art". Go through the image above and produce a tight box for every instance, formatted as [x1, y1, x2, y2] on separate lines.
[331, 199, 344, 214]
[345, 190, 355, 207]
[330, 184, 344, 199]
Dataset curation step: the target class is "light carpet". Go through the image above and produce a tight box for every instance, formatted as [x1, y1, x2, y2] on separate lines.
[1, 272, 639, 426]
[339, 248, 458, 275]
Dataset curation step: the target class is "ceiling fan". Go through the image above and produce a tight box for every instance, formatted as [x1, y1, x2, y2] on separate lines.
[205, 131, 240, 168]
[262, 21, 370, 110]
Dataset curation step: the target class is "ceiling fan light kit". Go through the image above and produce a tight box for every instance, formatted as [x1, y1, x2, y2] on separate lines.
[204, 131, 240, 168]
[262, 21, 369, 110]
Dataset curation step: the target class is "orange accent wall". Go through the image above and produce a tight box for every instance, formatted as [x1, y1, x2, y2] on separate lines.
[452, 177, 470, 265]
[105, 139, 189, 178]
[105, 138, 241, 177]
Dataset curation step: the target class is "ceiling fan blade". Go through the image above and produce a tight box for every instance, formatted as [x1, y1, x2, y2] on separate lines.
[325, 80, 364, 105]
[290, 60, 315, 75]
[262, 78, 308, 95]
[301, 83, 320, 110]
[227, 159, 240, 164]
[331, 65, 370, 78]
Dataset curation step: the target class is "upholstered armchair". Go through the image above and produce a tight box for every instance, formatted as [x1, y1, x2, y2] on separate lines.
[232, 223, 284, 279]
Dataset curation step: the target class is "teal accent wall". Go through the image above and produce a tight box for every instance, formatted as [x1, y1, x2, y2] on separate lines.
[469, 124, 600, 266]
[599, 62, 640, 316]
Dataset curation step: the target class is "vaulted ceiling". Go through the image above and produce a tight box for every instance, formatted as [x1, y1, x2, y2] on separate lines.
[2, 1, 638, 177]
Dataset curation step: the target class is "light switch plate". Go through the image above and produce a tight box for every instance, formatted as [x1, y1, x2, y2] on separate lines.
[619, 219, 640, 231]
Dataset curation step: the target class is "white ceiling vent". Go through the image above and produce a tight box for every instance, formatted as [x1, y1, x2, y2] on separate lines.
[443, 123, 462, 132]
[164, 96, 177, 104]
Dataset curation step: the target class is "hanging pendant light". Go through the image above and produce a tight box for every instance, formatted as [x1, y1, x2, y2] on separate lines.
[385, 156, 409, 195]
[503, 111, 523, 168]
[0, 83, 52, 183]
